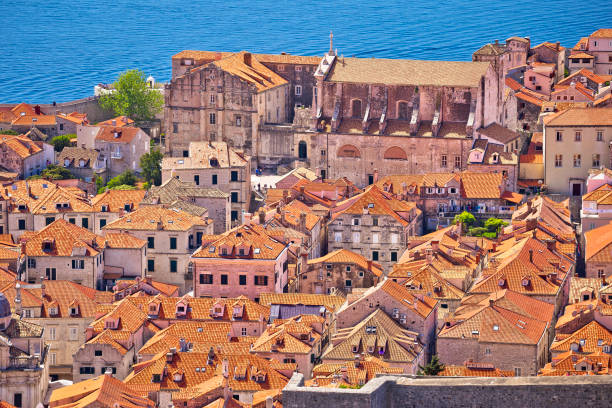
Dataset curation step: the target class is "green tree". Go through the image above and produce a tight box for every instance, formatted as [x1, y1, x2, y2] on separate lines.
[99, 69, 163, 121]
[417, 355, 445, 376]
[34, 164, 73, 180]
[99, 170, 137, 193]
[453, 211, 476, 232]
[139, 147, 163, 186]
[95, 175, 105, 193]
[49, 134, 74, 152]
[0, 129, 18, 135]
[484, 217, 508, 234]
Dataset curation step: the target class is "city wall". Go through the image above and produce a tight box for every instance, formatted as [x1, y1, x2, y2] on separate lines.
[1, 96, 110, 123]
[283, 373, 612, 408]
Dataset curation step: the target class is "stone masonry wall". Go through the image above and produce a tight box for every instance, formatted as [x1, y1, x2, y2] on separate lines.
[283, 373, 612, 408]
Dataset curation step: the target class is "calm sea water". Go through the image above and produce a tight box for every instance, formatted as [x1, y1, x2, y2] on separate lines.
[1, 0, 611, 103]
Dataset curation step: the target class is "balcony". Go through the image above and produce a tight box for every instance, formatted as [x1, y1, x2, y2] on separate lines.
[110, 152, 122, 159]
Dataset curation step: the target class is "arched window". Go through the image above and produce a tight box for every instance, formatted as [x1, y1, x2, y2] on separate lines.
[352, 99, 362, 119]
[298, 141, 307, 159]
[337, 144, 361, 158]
[383, 146, 407, 160]
[398, 102, 409, 120]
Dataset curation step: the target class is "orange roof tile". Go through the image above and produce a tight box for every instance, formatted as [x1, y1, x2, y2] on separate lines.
[0, 135, 42, 159]
[585, 222, 612, 262]
[97, 116, 134, 127]
[251, 314, 323, 354]
[49, 374, 155, 408]
[308, 249, 383, 277]
[544, 107, 612, 126]
[91, 189, 146, 213]
[104, 205, 208, 231]
[212, 52, 288, 92]
[439, 363, 514, 377]
[551, 321, 612, 354]
[94, 126, 143, 143]
[11, 114, 56, 126]
[193, 223, 286, 260]
[23, 219, 104, 257]
[590, 29, 612, 38]
[104, 232, 146, 249]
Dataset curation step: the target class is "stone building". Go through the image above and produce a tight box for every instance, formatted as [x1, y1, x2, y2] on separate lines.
[437, 289, 554, 376]
[295, 249, 382, 295]
[0, 280, 114, 381]
[570, 29, 612, 76]
[543, 107, 612, 195]
[76, 124, 151, 178]
[191, 223, 289, 301]
[58, 146, 107, 183]
[0, 293, 48, 408]
[467, 138, 518, 192]
[164, 51, 290, 157]
[582, 182, 612, 235]
[584, 222, 612, 279]
[250, 314, 325, 379]
[103, 205, 213, 293]
[22, 219, 106, 288]
[322, 308, 425, 375]
[142, 177, 230, 234]
[90, 189, 146, 234]
[529, 42, 566, 83]
[298, 48, 499, 185]
[327, 185, 421, 272]
[0, 134, 54, 178]
[162, 141, 251, 224]
[557, 68, 611, 94]
[335, 279, 437, 357]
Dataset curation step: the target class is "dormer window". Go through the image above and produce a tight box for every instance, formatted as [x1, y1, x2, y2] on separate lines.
[152, 374, 161, 383]
[70, 306, 78, 316]
[64, 158, 70, 167]
[49, 307, 58, 316]
[521, 277, 530, 287]
[352, 345, 359, 353]
[124, 203, 132, 211]
[101, 205, 108, 212]
[498, 278, 506, 287]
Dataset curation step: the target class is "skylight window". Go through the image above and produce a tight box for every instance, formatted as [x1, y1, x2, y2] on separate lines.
[254, 248, 261, 254]
[493, 325, 499, 331]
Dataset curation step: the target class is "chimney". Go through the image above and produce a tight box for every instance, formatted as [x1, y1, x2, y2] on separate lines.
[282, 189, 289, 204]
[299, 211, 307, 232]
[266, 396, 274, 408]
[367, 260, 372, 271]
[299, 185, 305, 199]
[431, 240, 439, 252]
[495, 39, 499, 45]
[243, 52, 252, 66]
[546, 239, 556, 252]
[281, 210, 287, 225]
[111, 119, 117, 126]
[528, 249, 533, 263]
[373, 169, 379, 184]
[555, 41, 560, 50]
[104, 367, 114, 377]
[602, 273, 607, 286]
[145, 274, 152, 284]
[14, 283, 22, 316]
[40, 276, 46, 298]
[489, 298, 494, 307]
[258, 209, 266, 225]
[222, 358, 229, 378]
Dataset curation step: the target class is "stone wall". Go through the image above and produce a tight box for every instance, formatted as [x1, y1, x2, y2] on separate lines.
[283, 373, 612, 408]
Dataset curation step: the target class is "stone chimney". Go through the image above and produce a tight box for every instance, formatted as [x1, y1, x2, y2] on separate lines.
[282, 189, 289, 204]
[602, 273, 607, 286]
[431, 240, 439, 252]
[528, 249, 533, 263]
[266, 396, 274, 408]
[243, 52, 252, 66]
[299, 211, 307, 232]
[373, 169, 379, 184]
[14, 283, 22, 316]
[280, 209, 287, 225]
[258, 209, 266, 225]
[40, 276, 46, 298]
[222, 358, 229, 378]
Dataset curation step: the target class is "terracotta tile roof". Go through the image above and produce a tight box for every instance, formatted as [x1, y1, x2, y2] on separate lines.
[551, 321, 612, 354]
[30, 187, 93, 214]
[94, 125, 143, 143]
[323, 309, 423, 364]
[162, 141, 249, 170]
[172, 50, 321, 65]
[308, 249, 383, 277]
[0, 135, 42, 159]
[138, 321, 254, 356]
[49, 374, 155, 408]
[142, 177, 228, 204]
[91, 189, 146, 212]
[104, 232, 146, 249]
[544, 107, 612, 126]
[471, 237, 570, 297]
[327, 58, 491, 88]
[391, 264, 465, 301]
[331, 185, 417, 226]
[58, 147, 101, 169]
[128, 294, 270, 322]
[104, 205, 208, 231]
[374, 279, 436, 318]
[515, 91, 545, 107]
[124, 349, 289, 393]
[558, 68, 608, 86]
[251, 314, 323, 354]
[309, 356, 403, 387]
[533, 41, 565, 52]
[572, 37, 589, 51]
[259, 293, 345, 312]
[569, 52, 594, 59]
[460, 172, 504, 199]
[540, 350, 612, 376]
[585, 222, 612, 262]
[10, 103, 36, 116]
[56, 112, 87, 125]
[22, 219, 104, 257]
[440, 300, 548, 346]
[594, 93, 612, 106]
[270, 200, 321, 232]
[473, 43, 507, 56]
[212, 51, 288, 92]
[476, 123, 520, 144]
[86, 330, 129, 355]
[590, 29, 612, 38]
[11, 114, 56, 126]
[90, 297, 150, 336]
[552, 82, 595, 100]
[439, 362, 514, 377]
[193, 223, 286, 260]
[97, 115, 134, 127]
[113, 278, 179, 297]
[512, 196, 575, 240]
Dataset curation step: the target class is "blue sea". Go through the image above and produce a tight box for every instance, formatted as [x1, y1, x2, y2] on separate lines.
[1, 0, 611, 103]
